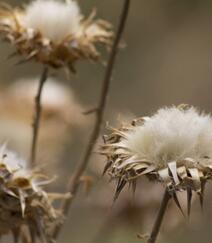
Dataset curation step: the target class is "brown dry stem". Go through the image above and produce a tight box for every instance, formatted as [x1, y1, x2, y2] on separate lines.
[52, 0, 131, 239]
[147, 188, 171, 243]
[30, 66, 49, 166]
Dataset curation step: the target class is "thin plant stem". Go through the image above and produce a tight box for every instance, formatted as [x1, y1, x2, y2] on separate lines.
[147, 188, 171, 243]
[30, 66, 49, 166]
[52, 0, 131, 239]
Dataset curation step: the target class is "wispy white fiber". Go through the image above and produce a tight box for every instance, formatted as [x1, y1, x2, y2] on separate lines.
[21, 0, 82, 42]
[0, 145, 27, 171]
[10, 78, 75, 109]
[119, 107, 212, 167]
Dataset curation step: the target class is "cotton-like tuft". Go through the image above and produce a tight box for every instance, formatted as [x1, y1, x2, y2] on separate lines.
[101, 105, 212, 202]
[0, 78, 89, 178]
[122, 106, 212, 167]
[21, 0, 82, 42]
[0, 0, 113, 69]
[0, 144, 26, 171]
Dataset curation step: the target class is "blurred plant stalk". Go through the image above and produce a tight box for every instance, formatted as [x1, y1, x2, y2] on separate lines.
[147, 189, 171, 243]
[52, 0, 131, 239]
[30, 66, 49, 166]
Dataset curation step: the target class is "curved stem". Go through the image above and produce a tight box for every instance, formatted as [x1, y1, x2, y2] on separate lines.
[147, 188, 171, 243]
[30, 66, 49, 166]
[52, 0, 131, 239]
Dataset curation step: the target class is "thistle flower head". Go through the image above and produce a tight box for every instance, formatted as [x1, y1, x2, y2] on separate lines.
[7, 77, 86, 124]
[101, 105, 212, 206]
[0, 145, 66, 241]
[0, 0, 113, 69]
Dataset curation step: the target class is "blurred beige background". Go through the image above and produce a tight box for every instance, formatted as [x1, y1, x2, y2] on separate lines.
[1, 1, 212, 243]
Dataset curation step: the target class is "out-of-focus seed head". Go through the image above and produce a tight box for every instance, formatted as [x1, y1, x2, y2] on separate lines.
[101, 105, 212, 212]
[0, 145, 67, 241]
[0, 0, 113, 70]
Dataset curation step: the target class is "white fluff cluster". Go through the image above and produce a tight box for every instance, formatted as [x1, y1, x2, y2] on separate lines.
[21, 0, 82, 42]
[0, 145, 27, 171]
[121, 107, 212, 167]
[10, 78, 74, 109]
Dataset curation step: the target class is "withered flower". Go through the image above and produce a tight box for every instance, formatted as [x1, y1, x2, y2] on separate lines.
[0, 78, 89, 172]
[101, 105, 212, 212]
[0, 0, 112, 70]
[0, 145, 67, 242]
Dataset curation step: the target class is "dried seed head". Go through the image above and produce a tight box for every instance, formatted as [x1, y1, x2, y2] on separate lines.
[0, 78, 89, 181]
[9, 77, 85, 124]
[101, 105, 212, 206]
[0, 0, 113, 69]
[0, 145, 66, 241]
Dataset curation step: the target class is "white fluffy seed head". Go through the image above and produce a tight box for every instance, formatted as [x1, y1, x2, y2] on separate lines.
[20, 0, 82, 42]
[0, 146, 30, 180]
[10, 78, 74, 109]
[120, 107, 212, 167]
[0, 145, 26, 171]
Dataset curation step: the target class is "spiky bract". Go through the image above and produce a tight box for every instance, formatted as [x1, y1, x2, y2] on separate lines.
[101, 105, 212, 211]
[0, 0, 112, 70]
[0, 146, 66, 242]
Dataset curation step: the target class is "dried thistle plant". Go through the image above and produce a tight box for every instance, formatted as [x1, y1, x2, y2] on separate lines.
[0, 78, 88, 176]
[52, 0, 131, 240]
[0, 145, 67, 242]
[0, 0, 113, 166]
[0, 0, 113, 70]
[101, 105, 212, 242]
